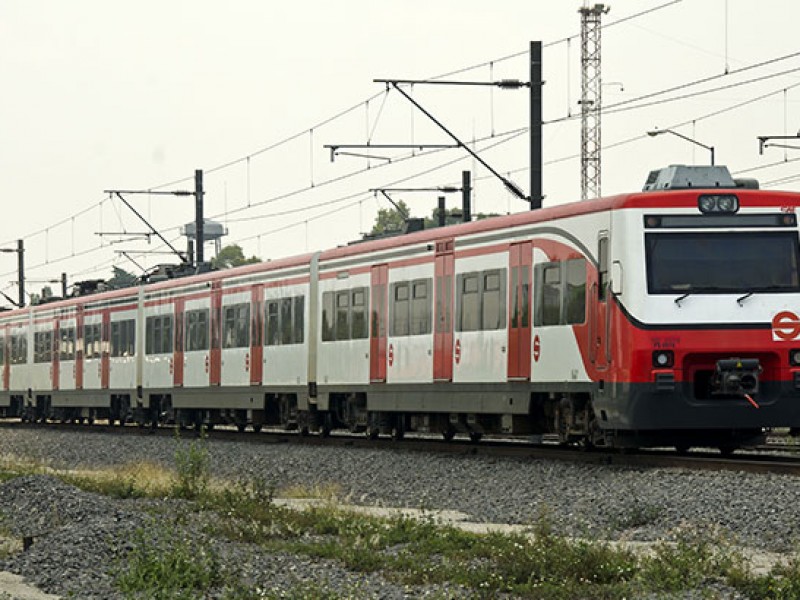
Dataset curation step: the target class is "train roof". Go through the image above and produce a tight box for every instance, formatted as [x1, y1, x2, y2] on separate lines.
[6, 181, 800, 320]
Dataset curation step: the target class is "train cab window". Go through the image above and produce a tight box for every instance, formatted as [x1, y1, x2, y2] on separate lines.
[185, 308, 210, 352]
[145, 315, 174, 355]
[351, 288, 368, 339]
[110, 320, 135, 357]
[84, 323, 102, 359]
[59, 327, 76, 361]
[391, 283, 410, 336]
[222, 303, 250, 349]
[34, 331, 53, 363]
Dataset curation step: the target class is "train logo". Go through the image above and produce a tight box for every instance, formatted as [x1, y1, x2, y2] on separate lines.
[772, 311, 800, 341]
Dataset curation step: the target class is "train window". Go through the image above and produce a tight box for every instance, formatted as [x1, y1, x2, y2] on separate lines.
[482, 271, 505, 331]
[520, 268, 530, 328]
[280, 298, 294, 345]
[410, 280, 431, 335]
[321, 292, 335, 341]
[534, 263, 561, 326]
[335, 291, 350, 341]
[458, 274, 480, 332]
[111, 320, 136, 357]
[565, 259, 587, 324]
[222, 303, 250, 349]
[351, 288, 368, 339]
[185, 309, 209, 352]
[598, 236, 609, 301]
[266, 300, 281, 345]
[59, 327, 76, 361]
[391, 283, 410, 336]
[34, 331, 53, 363]
[146, 315, 174, 354]
[293, 296, 304, 344]
[11, 333, 27, 365]
[511, 268, 519, 328]
[84, 323, 101, 359]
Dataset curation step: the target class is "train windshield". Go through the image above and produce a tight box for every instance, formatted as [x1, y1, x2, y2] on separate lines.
[645, 231, 800, 294]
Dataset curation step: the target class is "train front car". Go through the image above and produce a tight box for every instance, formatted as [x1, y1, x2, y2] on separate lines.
[597, 165, 800, 452]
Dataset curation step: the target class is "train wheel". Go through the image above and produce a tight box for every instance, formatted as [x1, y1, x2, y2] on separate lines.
[675, 445, 691, 455]
[469, 431, 483, 444]
[366, 425, 380, 440]
[442, 427, 456, 442]
[236, 423, 246, 433]
[719, 445, 737, 457]
[252, 424, 262, 433]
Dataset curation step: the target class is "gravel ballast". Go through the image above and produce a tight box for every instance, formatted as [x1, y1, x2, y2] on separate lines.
[0, 426, 799, 598]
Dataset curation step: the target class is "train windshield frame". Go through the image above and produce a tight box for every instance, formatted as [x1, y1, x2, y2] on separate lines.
[645, 231, 800, 294]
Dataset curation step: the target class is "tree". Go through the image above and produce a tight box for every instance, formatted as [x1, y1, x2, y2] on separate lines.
[107, 265, 138, 289]
[211, 244, 261, 269]
[370, 200, 410, 235]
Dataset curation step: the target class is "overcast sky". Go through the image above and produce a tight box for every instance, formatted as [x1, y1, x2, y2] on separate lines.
[2, 0, 800, 299]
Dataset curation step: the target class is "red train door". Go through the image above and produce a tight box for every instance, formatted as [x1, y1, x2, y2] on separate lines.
[75, 305, 84, 390]
[173, 298, 185, 387]
[370, 264, 388, 382]
[508, 241, 532, 380]
[434, 240, 455, 381]
[52, 321, 60, 391]
[250, 285, 263, 385]
[210, 281, 222, 386]
[101, 310, 110, 389]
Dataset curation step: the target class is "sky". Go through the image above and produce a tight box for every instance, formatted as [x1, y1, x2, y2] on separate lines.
[2, 0, 800, 301]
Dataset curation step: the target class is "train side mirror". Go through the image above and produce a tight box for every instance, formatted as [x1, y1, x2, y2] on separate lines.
[610, 261, 623, 296]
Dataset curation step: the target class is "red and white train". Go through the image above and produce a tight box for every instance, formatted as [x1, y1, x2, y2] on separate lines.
[2, 164, 800, 452]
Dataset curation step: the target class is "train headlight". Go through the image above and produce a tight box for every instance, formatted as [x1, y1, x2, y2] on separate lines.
[698, 194, 739, 214]
[652, 350, 674, 368]
[790, 349, 800, 367]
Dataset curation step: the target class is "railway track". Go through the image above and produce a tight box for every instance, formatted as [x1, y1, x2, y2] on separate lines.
[3, 419, 800, 477]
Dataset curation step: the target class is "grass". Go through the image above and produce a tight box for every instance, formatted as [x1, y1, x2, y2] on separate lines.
[2, 440, 800, 598]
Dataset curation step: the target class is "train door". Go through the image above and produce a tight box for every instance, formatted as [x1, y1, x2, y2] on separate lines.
[508, 241, 532, 380]
[210, 281, 222, 386]
[52, 321, 60, 391]
[2, 324, 9, 391]
[250, 285, 263, 385]
[173, 298, 185, 387]
[591, 233, 610, 369]
[433, 240, 454, 381]
[370, 264, 388, 382]
[101, 311, 110, 389]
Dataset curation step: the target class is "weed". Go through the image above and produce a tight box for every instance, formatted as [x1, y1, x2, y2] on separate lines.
[172, 427, 210, 500]
[609, 496, 662, 530]
[115, 520, 224, 599]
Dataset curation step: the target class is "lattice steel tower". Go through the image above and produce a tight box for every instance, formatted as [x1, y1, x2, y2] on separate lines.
[579, 3, 609, 201]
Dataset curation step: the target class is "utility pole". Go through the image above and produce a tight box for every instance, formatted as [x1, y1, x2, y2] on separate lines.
[579, 3, 609, 201]
[17, 240, 24, 308]
[194, 169, 205, 265]
[530, 41, 543, 210]
[461, 170, 472, 223]
[61, 272, 67, 298]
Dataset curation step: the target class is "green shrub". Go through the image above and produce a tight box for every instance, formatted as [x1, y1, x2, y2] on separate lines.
[172, 428, 210, 500]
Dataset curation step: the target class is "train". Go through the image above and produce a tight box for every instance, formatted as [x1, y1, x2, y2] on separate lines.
[2, 164, 800, 453]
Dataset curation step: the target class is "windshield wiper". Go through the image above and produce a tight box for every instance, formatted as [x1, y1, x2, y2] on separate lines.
[736, 291, 754, 306]
[674, 291, 692, 307]
[737, 285, 792, 306]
